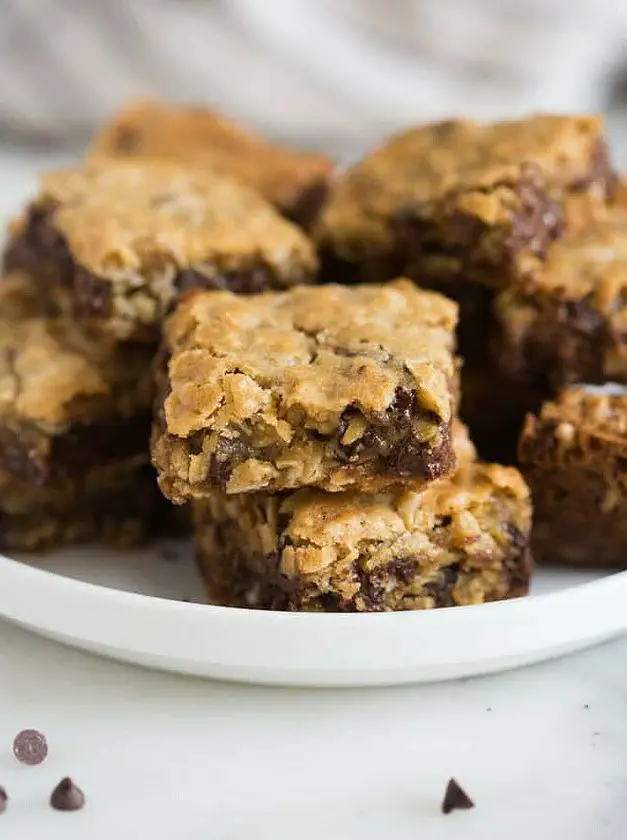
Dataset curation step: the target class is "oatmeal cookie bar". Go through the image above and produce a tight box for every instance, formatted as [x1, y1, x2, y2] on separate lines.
[90, 99, 334, 228]
[194, 458, 532, 612]
[519, 384, 627, 566]
[4, 160, 317, 341]
[494, 196, 627, 392]
[0, 272, 154, 487]
[0, 460, 162, 551]
[152, 280, 459, 500]
[316, 114, 613, 288]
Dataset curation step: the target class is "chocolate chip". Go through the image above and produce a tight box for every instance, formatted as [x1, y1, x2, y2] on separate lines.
[441, 778, 475, 814]
[387, 556, 417, 585]
[208, 435, 253, 485]
[336, 386, 453, 480]
[0, 787, 7, 814]
[423, 564, 460, 608]
[13, 729, 48, 765]
[50, 777, 85, 812]
[73, 266, 112, 318]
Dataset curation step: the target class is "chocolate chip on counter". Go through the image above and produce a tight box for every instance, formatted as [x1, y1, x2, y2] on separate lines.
[50, 777, 85, 812]
[13, 729, 48, 765]
[0, 787, 7, 814]
[441, 778, 475, 814]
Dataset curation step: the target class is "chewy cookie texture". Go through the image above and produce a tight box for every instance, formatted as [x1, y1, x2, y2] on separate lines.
[194, 457, 533, 612]
[316, 114, 613, 289]
[494, 195, 627, 393]
[519, 384, 627, 567]
[152, 280, 459, 501]
[3, 160, 317, 341]
[0, 272, 159, 549]
[90, 99, 334, 228]
[0, 273, 154, 485]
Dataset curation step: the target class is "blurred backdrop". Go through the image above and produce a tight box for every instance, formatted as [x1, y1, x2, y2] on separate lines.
[1, 0, 627, 158]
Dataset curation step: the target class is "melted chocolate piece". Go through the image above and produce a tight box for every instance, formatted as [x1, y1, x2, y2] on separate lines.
[72, 265, 112, 318]
[337, 386, 454, 480]
[423, 564, 461, 608]
[0, 787, 7, 814]
[3, 207, 111, 319]
[203, 388, 453, 488]
[393, 164, 564, 281]
[208, 436, 254, 486]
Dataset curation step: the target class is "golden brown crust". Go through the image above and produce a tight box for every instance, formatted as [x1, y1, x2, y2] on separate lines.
[6, 160, 317, 340]
[194, 461, 532, 611]
[316, 114, 610, 284]
[89, 99, 334, 218]
[152, 280, 459, 499]
[39, 161, 317, 278]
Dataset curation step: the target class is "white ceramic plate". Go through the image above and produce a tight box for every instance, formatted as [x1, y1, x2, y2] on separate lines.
[0, 166, 625, 686]
[0, 544, 624, 686]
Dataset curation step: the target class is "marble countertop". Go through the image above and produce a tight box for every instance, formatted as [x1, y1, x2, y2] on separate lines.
[0, 619, 625, 839]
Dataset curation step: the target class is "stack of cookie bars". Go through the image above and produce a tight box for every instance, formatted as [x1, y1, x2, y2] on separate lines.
[2, 100, 624, 609]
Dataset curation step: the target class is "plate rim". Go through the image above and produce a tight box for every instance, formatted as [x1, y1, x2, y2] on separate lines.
[1, 552, 626, 685]
[0, 549, 625, 625]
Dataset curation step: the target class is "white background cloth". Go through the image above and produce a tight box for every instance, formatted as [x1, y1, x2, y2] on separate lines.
[1, 0, 627, 153]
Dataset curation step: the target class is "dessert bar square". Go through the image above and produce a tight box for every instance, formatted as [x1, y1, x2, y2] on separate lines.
[494, 196, 627, 392]
[4, 161, 317, 341]
[316, 114, 613, 288]
[0, 460, 163, 551]
[90, 99, 334, 227]
[519, 384, 627, 567]
[0, 272, 154, 487]
[152, 280, 459, 500]
[193, 458, 532, 612]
